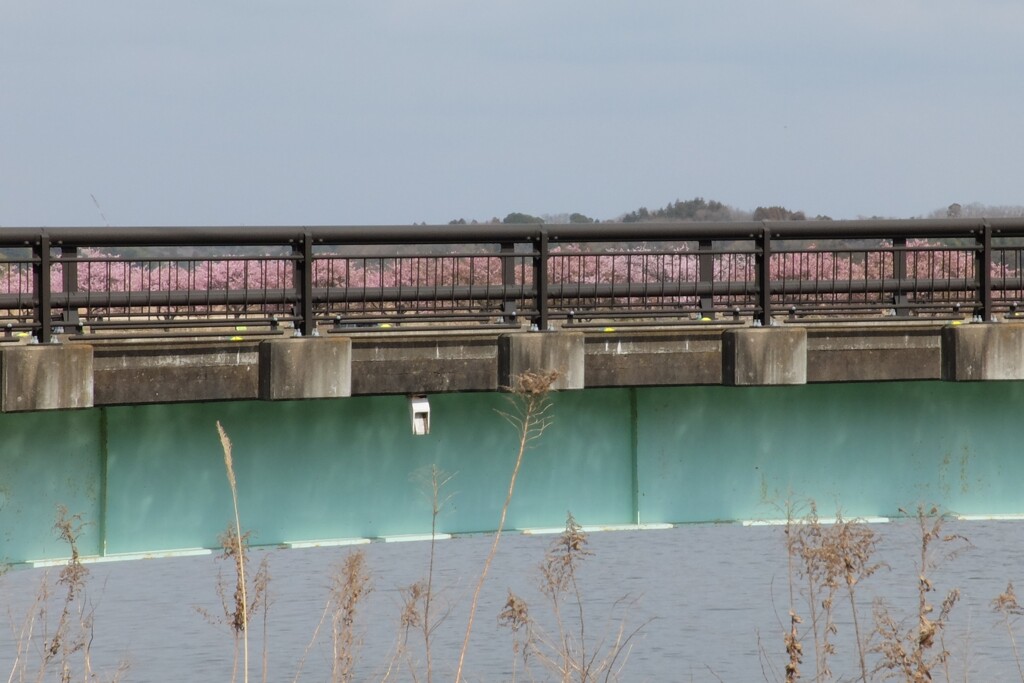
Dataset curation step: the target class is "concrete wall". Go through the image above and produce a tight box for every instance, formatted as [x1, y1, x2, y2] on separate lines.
[5, 380, 1024, 565]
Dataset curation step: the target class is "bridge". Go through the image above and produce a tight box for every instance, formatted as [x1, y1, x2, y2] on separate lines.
[3, 218, 1024, 566]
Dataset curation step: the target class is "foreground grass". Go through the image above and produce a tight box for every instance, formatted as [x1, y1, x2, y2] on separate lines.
[9, 508, 1024, 681]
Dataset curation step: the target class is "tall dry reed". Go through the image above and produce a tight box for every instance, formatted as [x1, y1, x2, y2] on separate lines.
[395, 465, 454, 682]
[207, 421, 271, 683]
[5, 506, 129, 682]
[872, 505, 969, 682]
[993, 581, 1024, 681]
[498, 512, 646, 682]
[330, 550, 372, 682]
[784, 501, 883, 682]
[454, 370, 557, 682]
[289, 550, 372, 683]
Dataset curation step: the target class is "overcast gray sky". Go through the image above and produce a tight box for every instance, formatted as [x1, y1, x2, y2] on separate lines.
[2, 1, 1023, 226]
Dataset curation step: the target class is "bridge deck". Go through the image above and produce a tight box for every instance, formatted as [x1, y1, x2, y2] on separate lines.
[0, 319, 964, 411]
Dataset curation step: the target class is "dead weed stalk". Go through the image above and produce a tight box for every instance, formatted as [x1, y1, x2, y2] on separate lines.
[196, 524, 271, 683]
[993, 581, 1024, 681]
[454, 370, 557, 683]
[5, 506, 128, 682]
[499, 512, 647, 683]
[329, 549, 372, 683]
[396, 465, 454, 682]
[784, 501, 883, 682]
[205, 421, 272, 683]
[782, 501, 809, 683]
[872, 505, 969, 682]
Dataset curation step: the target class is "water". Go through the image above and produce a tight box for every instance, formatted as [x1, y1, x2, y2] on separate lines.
[3, 519, 1024, 681]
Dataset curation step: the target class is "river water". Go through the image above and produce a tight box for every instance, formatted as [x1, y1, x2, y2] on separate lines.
[3, 518, 1024, 681]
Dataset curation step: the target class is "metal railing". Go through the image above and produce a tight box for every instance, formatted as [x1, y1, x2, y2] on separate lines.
[2, 218, 1023, 342]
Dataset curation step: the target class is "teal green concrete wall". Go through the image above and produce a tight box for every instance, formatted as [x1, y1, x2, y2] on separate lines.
[3, 381, 1024, 564]
[636, 383, 1024, 523]
[0, 409, 103, 563]
[102, 389, 634, 556]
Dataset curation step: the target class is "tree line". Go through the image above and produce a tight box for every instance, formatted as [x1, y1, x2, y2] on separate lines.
[447, 199, 1024, 228]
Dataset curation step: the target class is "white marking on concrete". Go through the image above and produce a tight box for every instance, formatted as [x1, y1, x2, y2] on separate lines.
[31, 547, 213, 567]
[382, 533, 453, 543]
[742, 517, 890, 527]
[285, 538, 372, 549]
[521, 523, 674, 535]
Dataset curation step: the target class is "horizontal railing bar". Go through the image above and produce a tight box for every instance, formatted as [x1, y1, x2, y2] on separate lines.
[0, 276, 1017, 312]
[4, 217, 1024, 248]
[80, 318, 290, 329]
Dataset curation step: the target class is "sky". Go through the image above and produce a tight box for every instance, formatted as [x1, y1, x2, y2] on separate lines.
[2, 1, 1024, 227]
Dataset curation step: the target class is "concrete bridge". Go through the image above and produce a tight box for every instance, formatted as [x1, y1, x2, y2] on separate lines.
[4, 319, 1024, 567]
[4, 218, 1024, 566]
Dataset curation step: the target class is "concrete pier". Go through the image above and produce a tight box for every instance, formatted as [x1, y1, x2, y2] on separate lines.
[259, 337, 352, 400]
[941, 322, 1024, 381]
[1, 344, 93, 412]
[722, 327, 807, 386]
[498, 332, 585, 390]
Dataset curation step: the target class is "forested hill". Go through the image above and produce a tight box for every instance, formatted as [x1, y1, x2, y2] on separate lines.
[447, 199, 1024, 227]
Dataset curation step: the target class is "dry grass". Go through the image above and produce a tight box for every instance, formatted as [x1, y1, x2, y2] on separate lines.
[5, 506, 129, 683]
[498, 589, 531, 680]
[454, 370, 558, 683]
[197, 422, 272, 683]
[498, 512, 647, 683]
[993, 582, 1024, 681]
[782, 501, 809, 683]
[786, 502, 884, 682]
[195, 524, 272, 683]
[393, 465, 454, 682]
[872, 506, 970, 683]
[330, 550, 372, 682]
[290, 550, 372, 683]
[779, 503, 983, 683]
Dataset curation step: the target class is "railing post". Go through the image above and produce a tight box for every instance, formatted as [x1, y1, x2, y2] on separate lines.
[892, 236, 909, 317]
[292, 231, 315, 336]
[500, 241, 517, 322]
[698, 239, 715, 319]
[532, 230, 549, 330]
[60, 245, 80, 328]
[755, 226, 772, 326]
[976, 222, 993, 321]
[33, 234, 52, 343]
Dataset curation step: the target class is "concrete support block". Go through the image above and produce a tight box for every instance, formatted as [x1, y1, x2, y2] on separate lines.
[498, 332, 585, 391]
[351, 337, 498, 395]
[1, 344, 94, 412]
[807, 328, 940, 382]
[722, 327, 807, 386]
[94, 343, 258, 405]
[941, 323, 1024, 381]
[259, 337, 352, 400]
[585, 331, 722, 387]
